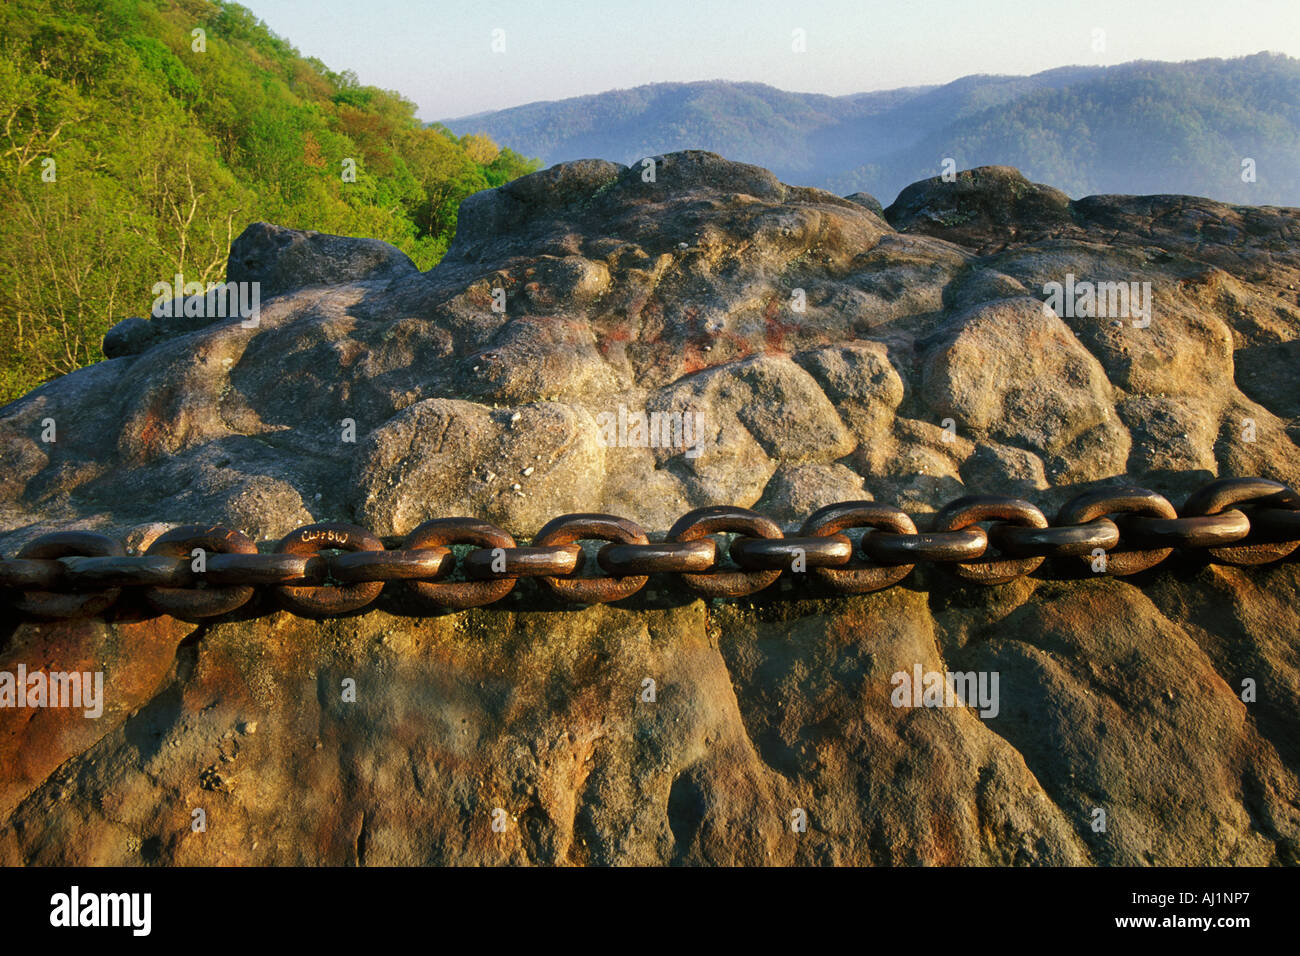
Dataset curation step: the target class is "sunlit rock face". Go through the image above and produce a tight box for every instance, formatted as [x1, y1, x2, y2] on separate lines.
[2, 152, 1299, 865]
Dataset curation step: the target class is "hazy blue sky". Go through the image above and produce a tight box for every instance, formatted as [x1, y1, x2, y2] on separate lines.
[246, 0, 1300, 119]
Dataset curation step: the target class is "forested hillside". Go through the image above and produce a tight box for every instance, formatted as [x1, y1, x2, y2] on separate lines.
[0, 0, 539, 402]
[826, 55, 1300, 201]
[445, 53, 1300, 210]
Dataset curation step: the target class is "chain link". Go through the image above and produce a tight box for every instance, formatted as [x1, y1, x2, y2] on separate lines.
[2, 475, 1297, 620]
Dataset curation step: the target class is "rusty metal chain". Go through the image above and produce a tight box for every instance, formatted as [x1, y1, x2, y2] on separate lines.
[2, 476, 1297, 621]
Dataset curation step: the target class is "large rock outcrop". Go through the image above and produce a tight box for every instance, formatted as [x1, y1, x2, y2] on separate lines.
[1, 154, 1298, 865]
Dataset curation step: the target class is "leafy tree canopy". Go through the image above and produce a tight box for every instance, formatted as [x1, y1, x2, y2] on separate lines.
[0, 0, 540, 402]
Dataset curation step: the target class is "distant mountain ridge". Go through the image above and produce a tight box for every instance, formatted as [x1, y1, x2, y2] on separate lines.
[440, 53, 1300, 206]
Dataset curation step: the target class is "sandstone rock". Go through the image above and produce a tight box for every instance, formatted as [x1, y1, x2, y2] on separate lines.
[920, 297, 1129, 484]
[2, 152, 1299, 865]
[959, 442, 1050, 502]
[448, 158, 626, 262]
[351, 399, 606, 536]
[844, 191, 886, 218]
[1117, 395, 1219, 477]
[795, 340, 904, 408]
[650, 354, 855, 464]
[795, 341, 905, 444]
[227, 221, 418, 300]
[855, 417, 969, 513]
[885, 166, 1075, 249]
[754, 463, 867, 528]
[101, 317, 156, 358]
[1236, 340, 1300, 422]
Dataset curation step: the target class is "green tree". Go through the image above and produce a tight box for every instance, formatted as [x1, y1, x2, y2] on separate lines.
[0, 0, 541, 403]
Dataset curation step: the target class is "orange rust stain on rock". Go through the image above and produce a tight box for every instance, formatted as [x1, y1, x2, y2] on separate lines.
[762, 296, 801, 353]
[679, 348, 709, 376]
[0, 615, 191, 818]
[136, 406, 173, 458]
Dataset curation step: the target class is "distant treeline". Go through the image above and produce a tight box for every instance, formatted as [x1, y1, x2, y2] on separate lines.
[0, 0, 539, 402]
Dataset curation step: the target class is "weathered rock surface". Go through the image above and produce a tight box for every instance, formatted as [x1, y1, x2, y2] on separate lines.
[2, 153, 1299, 865]
[227, 220, 419, 300]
